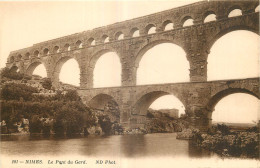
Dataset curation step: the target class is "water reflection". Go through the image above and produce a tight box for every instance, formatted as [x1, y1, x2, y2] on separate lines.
[1, 133, 215, 158]
[188, 141, 216, 158]
[79, 135, 121, 157]
[120, 134, 147, 157]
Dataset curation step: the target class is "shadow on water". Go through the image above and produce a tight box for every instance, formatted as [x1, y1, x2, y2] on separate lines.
[120, 134, 147, 157]
[1, 133, 85, 141]
[78, 135, 114, 157]
[188, 140, 215, 158]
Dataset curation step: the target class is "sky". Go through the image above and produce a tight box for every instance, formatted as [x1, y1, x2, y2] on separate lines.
[0, 1, 259, 123]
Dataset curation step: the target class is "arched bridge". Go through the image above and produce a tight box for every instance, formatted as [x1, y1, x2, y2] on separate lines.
[78, 78, 259, 130]
[6, 0, 260, 130]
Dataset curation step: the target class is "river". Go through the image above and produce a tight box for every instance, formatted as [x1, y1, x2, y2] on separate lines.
[1, 133, 212, 157]
[1, 133, 258, 168]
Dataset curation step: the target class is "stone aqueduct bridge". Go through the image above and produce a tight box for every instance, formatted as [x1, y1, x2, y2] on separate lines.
[6, 1, 260, 130]
[78, 78, 259, 130]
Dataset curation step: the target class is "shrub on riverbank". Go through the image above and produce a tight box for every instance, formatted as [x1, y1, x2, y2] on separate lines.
[52, 101, 95, 136]
[192, 124, 259, 158]
[29, 115, 43, 133]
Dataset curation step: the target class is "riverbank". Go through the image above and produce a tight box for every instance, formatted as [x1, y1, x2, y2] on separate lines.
[191, 124, 259, 159]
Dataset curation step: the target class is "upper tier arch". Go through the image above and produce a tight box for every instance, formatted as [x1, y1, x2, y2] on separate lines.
[205, 20, 259, 56]
[134, 39, 187, 68]
[89, 48, 122, 69]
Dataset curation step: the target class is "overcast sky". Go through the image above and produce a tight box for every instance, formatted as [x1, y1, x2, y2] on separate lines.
[0, 0, 259, 123]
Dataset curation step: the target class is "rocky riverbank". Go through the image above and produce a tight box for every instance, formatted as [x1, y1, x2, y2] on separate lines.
[176, 128, 199, 139]
[191, 124, 259, 159]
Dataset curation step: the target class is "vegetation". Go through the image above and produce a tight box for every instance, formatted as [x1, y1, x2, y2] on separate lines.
[0, 67, 126, 136]
[192, 124, 259, 158]
[1, 67, 24, 80]
[146, 109, 189, 133]
[41, 78, 52, 90]
[1, 83, 38, 101]
[0, 68, 99, 135]
[98, 114, 113, 135]
[1, 84, 96, 135]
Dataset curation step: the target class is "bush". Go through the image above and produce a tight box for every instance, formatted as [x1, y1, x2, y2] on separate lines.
[53, 103, 87, 135]
[29, 115, 43, 133]
[216, 124, 230, 135]
[1, 83, 38, 101]
[112, 122, 124, 134]
[53, 120, 65, 135]
[41, 78, 52, 90]
[1, 67, 24, 80]
[180, 114, 189, 120]
[197, 130, 259, 158]
[23, 75, 32, 80]
[98, 115, 112, 135]
[42, 125, 51, 135]
[247, 125, 259, 132]
[64, 90, 81, 101]
[147, 111, 154, 118]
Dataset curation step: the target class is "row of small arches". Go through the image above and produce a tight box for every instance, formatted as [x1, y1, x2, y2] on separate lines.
[9, 5, 259, 63]
[9, 41, 84, 62]
[99, 5, 260, 43]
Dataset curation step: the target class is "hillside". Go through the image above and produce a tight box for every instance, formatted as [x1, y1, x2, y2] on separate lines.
[0, 68, 95, 135]
[0, 67, 127, 136]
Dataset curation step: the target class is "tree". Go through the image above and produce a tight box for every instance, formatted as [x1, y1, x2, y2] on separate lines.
[29, 115, 43, 133]
[98, 115, 112, 135]
[1, 83, 38, 101]
[1, 67, 24, 80]
[64, 90, 81, 101]
[41, 78, 52, 90]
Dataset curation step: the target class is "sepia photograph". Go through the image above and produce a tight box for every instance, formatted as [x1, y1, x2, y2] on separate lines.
[0, 0, 259, 167]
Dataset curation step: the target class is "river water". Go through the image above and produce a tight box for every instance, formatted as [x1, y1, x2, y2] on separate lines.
[1, 133, 258, 168]
[1, 133, 212, 158]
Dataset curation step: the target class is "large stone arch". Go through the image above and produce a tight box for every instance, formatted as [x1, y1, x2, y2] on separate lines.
[52, 55, 81, 87]
[200, 14, 259, 81]
[88, 93, 121, 122]
[89, 48, 122, 70]
[134, 39, 190, 84]
[25, 60, 47, 76]
[132, 88, 187, 116]
[130, 88, 186, 127]
[87, 48, 122, 88]
[88, 93, 119, 110]
[207, 88, 259, 113]
[205, 87, 259, 126]
[205, 19, 259, 58]
[134, 39, 187, 68]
